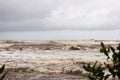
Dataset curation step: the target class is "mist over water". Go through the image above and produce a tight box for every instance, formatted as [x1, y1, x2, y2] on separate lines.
[0, 30, 120, 40]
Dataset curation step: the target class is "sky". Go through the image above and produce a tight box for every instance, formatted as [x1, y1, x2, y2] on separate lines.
[0, 0, 120, 40]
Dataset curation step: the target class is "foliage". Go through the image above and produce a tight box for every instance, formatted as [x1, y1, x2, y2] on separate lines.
[83, 61, 106, 80]
[0, 65, 8, 80]
[83, 42, 120, 80]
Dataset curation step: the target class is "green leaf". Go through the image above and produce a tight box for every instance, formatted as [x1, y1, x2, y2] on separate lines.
[83, 65, 88, 71]
[117, 44, 120, 50]
[108, 67, 115, 77]
[100, 42, 106, 52]
[104, 74, 111, 80]
[0, 65, 5, 74]
[96, 64, 102, 72]
[93, 61, 97, 69]
[110, 46, 115, 53]
[83, 64, 91, 72]
[117, 71, 120, 79]
[100, 48, 105, 53]
[87, 63, 93, 72]
[118, 52, 120, 60]
[100, 42, 109, 59]
[107, 46, 110, 53]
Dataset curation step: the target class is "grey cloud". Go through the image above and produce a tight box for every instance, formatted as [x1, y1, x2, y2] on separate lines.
[0, 0, 120, 31]
[0, 0, 59, 21]
[44, 0, 120, 30]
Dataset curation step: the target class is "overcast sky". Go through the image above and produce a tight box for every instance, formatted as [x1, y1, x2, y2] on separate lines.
[0, 0, 120, 40]
[0, 0, 120, 31]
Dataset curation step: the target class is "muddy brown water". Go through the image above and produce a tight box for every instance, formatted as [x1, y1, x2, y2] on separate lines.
[0, 50, 106, 80]
[1, 40, 117, 80]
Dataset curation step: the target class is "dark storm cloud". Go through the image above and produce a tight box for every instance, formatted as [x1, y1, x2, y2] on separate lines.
[0, 0, 120, 31]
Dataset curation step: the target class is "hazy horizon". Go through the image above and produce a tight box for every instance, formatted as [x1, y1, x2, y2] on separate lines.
[0, 30, 120, 40]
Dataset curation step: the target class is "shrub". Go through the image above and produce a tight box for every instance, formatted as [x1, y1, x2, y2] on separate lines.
[83, 42, 120, 80]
